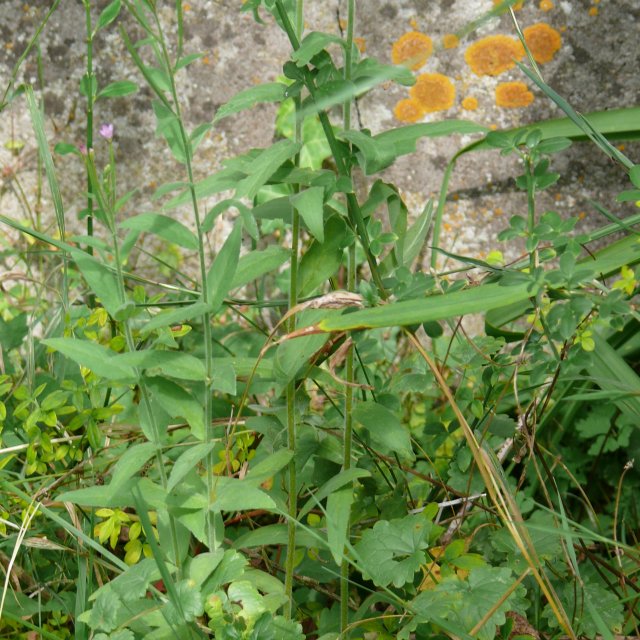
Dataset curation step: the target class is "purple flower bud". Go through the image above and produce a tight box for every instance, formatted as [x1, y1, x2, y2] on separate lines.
[99, 123, 114, 140]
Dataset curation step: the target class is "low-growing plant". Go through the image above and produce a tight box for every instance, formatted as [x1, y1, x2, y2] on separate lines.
[1, 1, 640, 638]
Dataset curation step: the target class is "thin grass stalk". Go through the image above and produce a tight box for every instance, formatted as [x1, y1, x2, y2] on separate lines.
[283, 0, 304, 619]
[145, 6, 220, 551]
[83, 0, 95, 257]
[340, 0, 356, 634]
[405, 329, 577, 638]
[84, 151, 182, 574]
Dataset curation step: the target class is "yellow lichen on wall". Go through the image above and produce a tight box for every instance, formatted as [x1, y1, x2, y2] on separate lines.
[391, 31, 434, 70]
[464, 35, 524, 76]
[523, 23, 562, 63]
[539, 0, 553, 11]
[409, 73, 456, 112]
[461, 96, 479, 110]
[393, 98, 426, 123]
[443, 34, 460, 49]
[493, 0, 524, 8]
[495, 81, 534, 107]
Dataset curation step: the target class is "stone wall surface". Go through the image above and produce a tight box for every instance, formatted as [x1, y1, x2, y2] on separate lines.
[1, 0, 639, 274]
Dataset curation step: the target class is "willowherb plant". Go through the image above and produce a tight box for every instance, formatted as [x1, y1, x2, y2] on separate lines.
[1, 1, 639, 638]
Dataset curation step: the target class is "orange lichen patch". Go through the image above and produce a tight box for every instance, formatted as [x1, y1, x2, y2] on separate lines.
[409, 17, 419, 29]
[539, 0, 553, 10]
[578, 211, 586, 220]
[392, 31, 434, 70]
[464, 35, 524, 76]
[182, 2, 191, 10]
[443, 33, 460, 49]
[354, 37, 367, 53]
[493, 0, 524, 8]
[201, 56, 211, 65]
[461, 96, 479, 110]
[496, 81, 534, 107]
[588, 6, 598, 16]
[393, 98, 426, 123]
[523, 23, 562, 63]
[617, 144, 626, 151]
[409, 73, 456, 112]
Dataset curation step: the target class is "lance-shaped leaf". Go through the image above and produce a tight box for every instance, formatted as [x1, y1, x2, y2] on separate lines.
[41, 338, 136, 382]
[213, 82, 287, 123]
[319, 281, 538, 332]
[120, 212, 198, 250]
[290, 186, 325, 242]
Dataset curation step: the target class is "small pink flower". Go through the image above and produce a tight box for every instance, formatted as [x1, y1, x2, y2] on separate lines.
[79, 143, 87, 155]
[99, 123, 114, 140]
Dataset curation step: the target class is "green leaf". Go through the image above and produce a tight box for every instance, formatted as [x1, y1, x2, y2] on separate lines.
[403, 199, 433, 267]
[233, 524, 322, 550]
[273, 312, 329, 384]
[152, 99, 188, 164]
[112, 350, 206, 381]
[110, 559, 160, 600]
[411, 567, 525, 640]
[41, 338, 136, 382]
[211, 357, 236, 395]
[164, 579, 203, 624]
[290, 186, 325, 242]
[213, 82, 287, 123]
[248, 612, 305, 640]
[210, 477, 276, 512]
[119, 212, 198, 249]
[630, 164, 640, 188]
[207, 221, 242, 313]
[88, 586, 121, 633]
[590, 332, 640, 421]
[0, 312, 28, 351]
[175, 52, 206, 71]
[146, 376, 205, 439]
[54, 142, 80, 155]
[110, 442, 157, 493]
[235, 140, 301, 199]
[291, 31, 344, 66]
[355, 514, 432, 587]
[298, 468, 371, 519]
[141, 301, 213, 337]
[247, 448, 294, 484]
[353, 401, 414, 459]
[231, 246, 289, 289]
[297, 215, 352, 296]
[163, 168, 245, 211]
[72, 251, 122, 318]
[326, 488, 353, 565]
[319, 282, 538, 331]
[95, 0, 121, 32]
[96, 80, 137, 100]
[168, 443, 216, 492]
[342, 121, 488, 175]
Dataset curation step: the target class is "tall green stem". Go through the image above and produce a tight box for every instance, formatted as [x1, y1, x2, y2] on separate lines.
[274, 0, 387, 299]
[283, 0, 304, 621]
[83, 0, 94, 257]
[149, 9, 220, 551]
[85, 150, 182, 573]
[341, 2, 356, 634]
